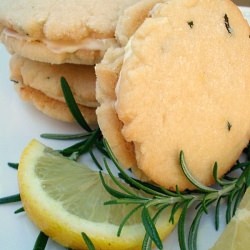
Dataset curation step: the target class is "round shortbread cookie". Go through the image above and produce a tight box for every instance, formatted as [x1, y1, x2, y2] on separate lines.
[115, 0, 250, 190]
[115, 0, 164, 46]
[10, 55, 97, 108]
[95, 47, 137, 168]
[96, 103, 136, 169]
[96, 47, 147, 180]
[0, 0, 141, 64]
[96, 47, 125, 104]
[16, 83, 97, 125]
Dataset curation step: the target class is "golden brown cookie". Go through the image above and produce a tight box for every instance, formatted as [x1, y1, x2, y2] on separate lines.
[113, 0, 250, 190]
[10, 55, 97, 108]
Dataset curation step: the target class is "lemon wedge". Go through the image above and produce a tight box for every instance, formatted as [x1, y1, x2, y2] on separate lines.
[210, 188, 250, 250]
[18, 139, 179, 250]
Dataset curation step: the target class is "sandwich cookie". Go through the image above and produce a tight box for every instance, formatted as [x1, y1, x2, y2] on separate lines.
[16, 85, 97, 125]
[10, 55, 97, 125]
[0, 0, 142, 65]
[10, 55, 97, 108]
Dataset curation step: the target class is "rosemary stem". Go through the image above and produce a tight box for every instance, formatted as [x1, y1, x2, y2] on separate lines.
[217, 184, 236, 197]
[147, 183, 238, 208]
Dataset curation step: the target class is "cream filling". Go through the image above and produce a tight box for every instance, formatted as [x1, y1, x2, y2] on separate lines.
[2, 28, 117, 53]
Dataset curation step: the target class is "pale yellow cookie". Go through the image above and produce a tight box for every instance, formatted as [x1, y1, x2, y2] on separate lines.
[115, 0, 250, 190]
[16, 83, 97, 125]
[10, 55, 97, 108]
[96, 103, 136, 169]
[115, 0, 164, 46]
[1, 36, 106, 65]
[96, 47, 125, 104]
[0, 0, 141, 64]
[96, 47, 137, 169]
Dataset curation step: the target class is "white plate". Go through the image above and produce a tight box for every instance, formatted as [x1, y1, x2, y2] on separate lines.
[0, 7, 249, 250]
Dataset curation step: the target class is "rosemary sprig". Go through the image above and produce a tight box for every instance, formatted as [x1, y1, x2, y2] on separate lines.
[101, 141, 250, 250]
[41, 78, 106, 162]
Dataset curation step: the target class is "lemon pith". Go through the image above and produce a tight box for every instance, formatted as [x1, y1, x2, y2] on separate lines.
[18, 139, 180, 250]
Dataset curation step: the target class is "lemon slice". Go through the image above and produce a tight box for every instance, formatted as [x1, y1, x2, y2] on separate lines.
[18, 139, 179, 250]
[210, 188, 250, 250]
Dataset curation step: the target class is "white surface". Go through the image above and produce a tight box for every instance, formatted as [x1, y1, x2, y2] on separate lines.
[0, 7, 249, 250]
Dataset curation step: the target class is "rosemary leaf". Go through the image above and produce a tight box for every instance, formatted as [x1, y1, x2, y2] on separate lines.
[33, 231, 48, 250]
[226, 192, 234, 223]
[169, 202, 182, 224]
[142, 203, 169, 250]
[232, 185, 246, 216]
[99, 172, 137, 200]
[228, 161, 250, 172]
[188, 199, 215, 250]
[8, 162, 19, 170]
[141, 207, 163, 250]
[246, 167, 250, 187]
[117, 204, 143, 236]
[188, 208, 203, 250]
[224, 14, 232, 34]
[40, 132, 88, 140]
[89, 151, 103, 171]
[178, 201, 192, 250]
[14, 207, 25, 214]
[215, 196, 223, 230]
[180, 151, 217, 193]
[0, 194, 21, 204]
[104, 198, 146, 205]
[142, 233, 152, 250]
[81, 232, 96, 250]
[103, 158, 139, 197]
[213, 162, 231, 186]
[61, 77, 92, 132]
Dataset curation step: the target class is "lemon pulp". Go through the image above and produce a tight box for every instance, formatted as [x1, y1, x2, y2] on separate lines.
[210, 188, 250, 250]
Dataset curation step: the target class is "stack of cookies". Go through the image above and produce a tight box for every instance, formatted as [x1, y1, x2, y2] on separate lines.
[1, 0, 250, 191]
[96, 0, 250, 190]
[0, 0, 140, 126]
